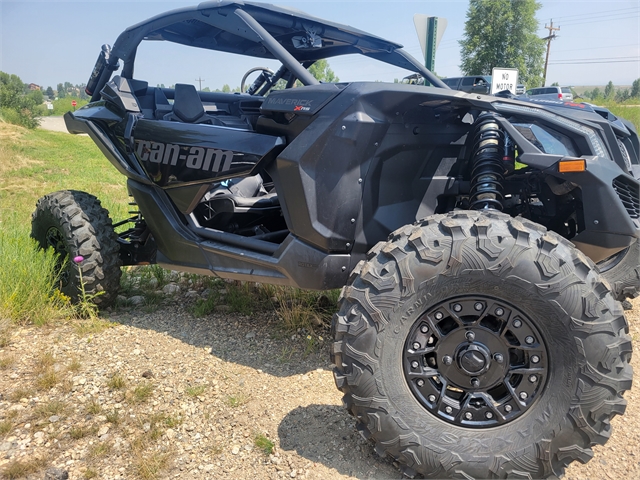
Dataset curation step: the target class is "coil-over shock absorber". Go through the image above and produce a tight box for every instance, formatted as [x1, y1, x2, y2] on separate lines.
[469, 113, 507, 211]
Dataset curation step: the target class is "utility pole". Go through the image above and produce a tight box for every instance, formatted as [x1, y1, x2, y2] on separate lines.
[194, 77, 205, 90]
[542, 20, 560, 87]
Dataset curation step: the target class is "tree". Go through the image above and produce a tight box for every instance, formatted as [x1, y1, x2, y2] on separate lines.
[631, 78, 640, 98]
[459, 0, 545, 87]
[0, 71, 42, 128]
[604, 81, 615, 100]
[616, 89, 630, 103]
[308, 59, 339, 83]
[46, 86, 54, 99]
[591, 87, 602, 99]
[551, 82, 559, 86]
[57, 82, 66, 98]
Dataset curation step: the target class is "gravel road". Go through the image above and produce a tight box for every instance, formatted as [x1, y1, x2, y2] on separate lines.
[38, 117, 69, 134]
[0, 279, 638, 479]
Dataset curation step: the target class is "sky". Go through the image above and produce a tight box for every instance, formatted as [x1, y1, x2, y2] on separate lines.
[1, 0, 639, 91]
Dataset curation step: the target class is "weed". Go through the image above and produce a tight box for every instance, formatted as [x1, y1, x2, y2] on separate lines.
[0, 354, 16, 370]
[254, 433, 275, 455]
[0, 455, 49, 479]
[86, 400, 102, 415]
[226, 392, 249, 408]
[210, 441, 224, 456]
[161, 414, 182, 429]
[273, 287, 339, 331]
[226, 282, 256, 315]
[87, 441, 112, 459]
[278, 345, 296, 363]
[106, 409, 121, 425]
[0, 326, 10, 348]
[107, 373, 126, 390]
[73, 255, 103, 319]
[73, 318, 114, 336]
[0, 420, 12, 436]
[70, 425, 96, 440]
[67, 356, 82, 372]
[35, 400, 66, 419]
[35, 369, 59, 390]
[83, 468, 98, 479]
[8, 387, 33, 402]
[34, 351, 55, 373]
[303, 334, 321, 357]
[132, 451, 171, 480]
[185, 385, 206, 397]
[190, 290, 219, 317]
[129, 382, 154, 404]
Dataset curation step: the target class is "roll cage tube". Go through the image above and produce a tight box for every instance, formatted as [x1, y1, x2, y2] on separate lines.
[233, 9, 318, 86]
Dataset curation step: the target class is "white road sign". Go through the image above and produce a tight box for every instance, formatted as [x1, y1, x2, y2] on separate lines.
[491, 68, 519, 94]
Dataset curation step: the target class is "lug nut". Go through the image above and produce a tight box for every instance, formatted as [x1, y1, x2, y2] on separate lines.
[470, 378, 480, 387]
[466, 331, 475, 342]
[519, 392, 528, 400]
[485, 412, 494, 419]
[513, 319, 522, 328]
[428, 395, 436, 402]
[529, 375, 537, 383]
[435, 312, 443, 320]
[495, 307, 505, 316]
[411, 361, 419, 369]
[413, 342, 421, 350]
[504, 404, 512, 413]
[417, 379, 425, 387]
[525, 336, 535, 345]
[531, 355, 540, 364]
[427, 337, 434, 345]
[464, 412, 473, 420]
[442, 355, 453, 366]
[493, 353, 504, 363]
[474, 302, 484, 311]
[420, 325, 429, 333]
[453, 304, 462, 312]
[445, 406, 453, 414]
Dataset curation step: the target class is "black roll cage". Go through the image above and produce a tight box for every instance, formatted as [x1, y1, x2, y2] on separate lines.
[91, 0, 446, 101]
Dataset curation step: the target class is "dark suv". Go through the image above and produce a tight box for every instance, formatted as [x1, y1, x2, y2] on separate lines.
[441, 75, 492, 94]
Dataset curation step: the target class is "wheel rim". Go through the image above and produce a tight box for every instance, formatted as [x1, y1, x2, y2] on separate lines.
[403, 296, 548, 428]
[46, 226, 70, 287]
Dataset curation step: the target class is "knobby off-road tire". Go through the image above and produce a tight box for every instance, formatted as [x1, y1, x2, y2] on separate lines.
[332, 211, 632, 479]
[598, 239, 640, 303]
[31, 190, 122, 307]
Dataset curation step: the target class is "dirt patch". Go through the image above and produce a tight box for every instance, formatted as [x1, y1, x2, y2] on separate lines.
[0, 286, 638, 479]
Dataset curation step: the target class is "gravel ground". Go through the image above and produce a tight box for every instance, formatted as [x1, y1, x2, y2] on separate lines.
[0, 280, 638, 480]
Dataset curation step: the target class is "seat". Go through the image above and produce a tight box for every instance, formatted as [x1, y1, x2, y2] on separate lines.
[154, 88, 173, 120]
[163, 83, 220, 125]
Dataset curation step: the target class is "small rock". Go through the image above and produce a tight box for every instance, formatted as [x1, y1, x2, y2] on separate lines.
[163, 283, 180, 295]
[141, 370, 154, 378]
[49, 415, 60, 423]
[0, 442, 12, 451]
[290, 470, 297, 478]
[215, 305, 231, 313]
[245, 331, 256, 339]
[165, 429, 176, 440]
[133, 349, 141, 355]
[148, 277, 159, 289]
[129, 295, 145, 306]
[143, 422, 151, 432]
[231, 446, 240, 455]
[44, 468, 69, 480]
[201, 288, 212, 298]
[33, 431, 45, 439]
[98, 426, 110, 436]
[185, 290, 199, 299]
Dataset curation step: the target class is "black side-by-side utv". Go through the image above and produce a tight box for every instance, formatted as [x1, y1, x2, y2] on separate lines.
[31, 1, 634, 478]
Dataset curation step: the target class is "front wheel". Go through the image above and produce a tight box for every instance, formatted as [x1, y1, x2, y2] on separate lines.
[31, 190, 122, 307]
[332, 211, 632, 478]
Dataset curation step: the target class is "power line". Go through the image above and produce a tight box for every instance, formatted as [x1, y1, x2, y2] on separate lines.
[554, 43, 639, 54]
[550, 59, 639, 65]
[551, 6, 639, 22]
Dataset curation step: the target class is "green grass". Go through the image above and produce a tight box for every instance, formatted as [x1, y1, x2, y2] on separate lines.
[185, 385, 206, 397]
[0, 122, 128, 324]
[254, 433, 275, 455]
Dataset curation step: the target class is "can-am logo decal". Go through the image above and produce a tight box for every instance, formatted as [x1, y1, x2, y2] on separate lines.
[134, 140, 234, 172]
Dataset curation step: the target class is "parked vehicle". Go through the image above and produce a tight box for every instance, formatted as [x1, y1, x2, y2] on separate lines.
[31, 2, 634, 478]
[515, 83, 526, 95]
[441, 75, 492, 94]
[521, 85, 574, 102]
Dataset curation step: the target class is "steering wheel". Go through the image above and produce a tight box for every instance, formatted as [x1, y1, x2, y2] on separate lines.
[241, 67, 275, 95]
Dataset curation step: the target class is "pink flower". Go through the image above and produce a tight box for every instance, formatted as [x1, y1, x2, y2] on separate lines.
[73, 255, 84, 264]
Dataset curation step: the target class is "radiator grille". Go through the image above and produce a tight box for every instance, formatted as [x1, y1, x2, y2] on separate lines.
[613, 176, 640, 219]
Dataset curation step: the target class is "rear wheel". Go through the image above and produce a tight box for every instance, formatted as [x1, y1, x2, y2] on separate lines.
[332, 211, 632, 478]
[31, 190, 122, 307]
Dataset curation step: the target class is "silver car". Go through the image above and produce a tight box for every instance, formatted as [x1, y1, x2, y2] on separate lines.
[522, 86, 573, 102]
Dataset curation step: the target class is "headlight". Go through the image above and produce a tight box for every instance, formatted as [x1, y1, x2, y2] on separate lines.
[512, 123, 578, 156]
[495, 103, 611, 160]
